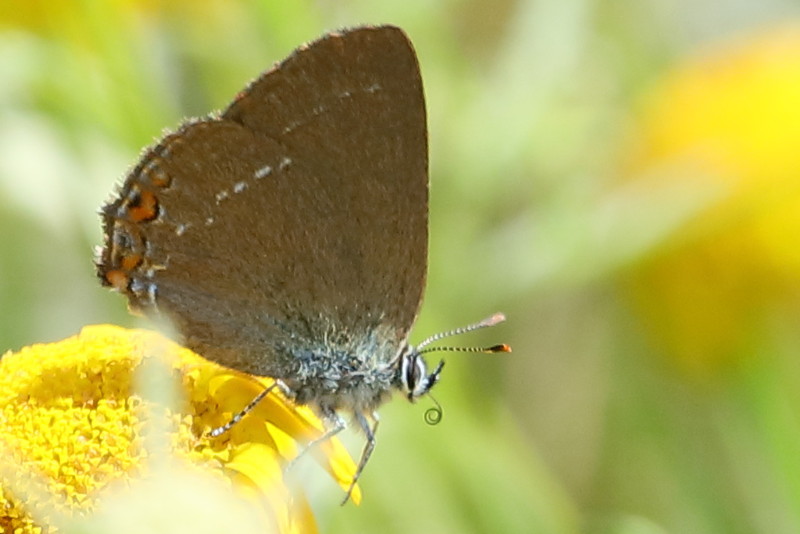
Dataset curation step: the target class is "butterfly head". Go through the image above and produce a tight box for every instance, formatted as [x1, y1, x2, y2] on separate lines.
[394, 312, 511, 403]
[398, 349, 444, 402]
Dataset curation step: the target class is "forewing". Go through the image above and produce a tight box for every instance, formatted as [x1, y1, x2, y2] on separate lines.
[98, 26, 428, 377]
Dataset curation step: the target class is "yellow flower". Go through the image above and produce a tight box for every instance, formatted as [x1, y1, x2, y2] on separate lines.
[0, 324, 360, 533]
[624, 24, 800, 377]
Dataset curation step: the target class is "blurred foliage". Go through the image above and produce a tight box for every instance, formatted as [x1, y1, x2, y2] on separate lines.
[2, 0, 800, 533]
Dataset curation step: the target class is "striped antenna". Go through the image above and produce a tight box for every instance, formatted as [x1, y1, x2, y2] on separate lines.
[417, 312, 510, 353]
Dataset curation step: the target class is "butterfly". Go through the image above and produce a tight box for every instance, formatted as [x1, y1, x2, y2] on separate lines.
[97, 24, 509, 502]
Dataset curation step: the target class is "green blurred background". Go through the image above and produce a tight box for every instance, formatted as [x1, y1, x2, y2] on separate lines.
[3, 1, 800, 532]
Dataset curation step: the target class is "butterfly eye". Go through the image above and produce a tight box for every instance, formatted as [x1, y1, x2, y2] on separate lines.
[400, 353, 426, 400]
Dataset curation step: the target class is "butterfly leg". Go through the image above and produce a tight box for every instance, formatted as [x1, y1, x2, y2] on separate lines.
[286, 408, 347, 472]
[342, 411, 379, 505]
[208, 381, 279, 438]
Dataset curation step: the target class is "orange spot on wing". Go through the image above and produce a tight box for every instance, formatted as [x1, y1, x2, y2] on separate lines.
[120, 254, 142, 271]
[128, 191, 159, 222]
[104, 270, 129, 291]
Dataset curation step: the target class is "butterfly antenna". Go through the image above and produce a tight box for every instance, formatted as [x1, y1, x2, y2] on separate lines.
[419, 343, 511, 355]
[417, 312, 510, 352]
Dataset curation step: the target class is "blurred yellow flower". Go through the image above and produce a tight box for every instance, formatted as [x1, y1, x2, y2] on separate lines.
[0, 324, 360, 533]
[625, 25, 800, 377]
[0, 0, 202, 33]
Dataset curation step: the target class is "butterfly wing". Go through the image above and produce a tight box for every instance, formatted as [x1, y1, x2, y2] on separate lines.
[98, 26, 428, 378]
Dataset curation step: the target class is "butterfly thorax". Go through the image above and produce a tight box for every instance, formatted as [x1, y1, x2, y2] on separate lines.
[275, 324, 407, 414]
